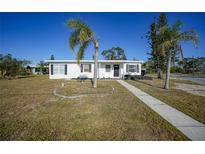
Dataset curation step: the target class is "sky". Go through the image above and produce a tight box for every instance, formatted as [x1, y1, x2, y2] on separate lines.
[0, 12, 205, 65]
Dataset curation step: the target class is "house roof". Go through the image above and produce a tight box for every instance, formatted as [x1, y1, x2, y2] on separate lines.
[28, 64, 37, 68]
[44, 60, 144, 63]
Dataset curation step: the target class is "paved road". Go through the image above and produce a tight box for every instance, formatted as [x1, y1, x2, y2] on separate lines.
[118, 80, 205, 141]
[171, 74, 205, 85]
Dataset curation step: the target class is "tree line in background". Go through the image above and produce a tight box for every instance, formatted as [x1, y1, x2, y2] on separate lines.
[0, 54, 55, 79]
[176, 57, 205, 74]
[144, 56, 205, 74]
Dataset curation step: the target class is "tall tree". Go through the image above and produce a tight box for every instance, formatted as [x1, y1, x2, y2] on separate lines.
[159, 21, 198, 89]
[67, 19, 99, 88]
[147, 13, 168, 79]
[102, 47, 127, 60]
[50, 54, 55, 60]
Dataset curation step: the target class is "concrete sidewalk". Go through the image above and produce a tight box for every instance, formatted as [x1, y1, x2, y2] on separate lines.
[117, 80, 205, 141]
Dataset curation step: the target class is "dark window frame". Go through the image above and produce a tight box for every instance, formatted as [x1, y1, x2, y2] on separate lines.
[51, 64, 53, 75]
[65, 64, 67, 75]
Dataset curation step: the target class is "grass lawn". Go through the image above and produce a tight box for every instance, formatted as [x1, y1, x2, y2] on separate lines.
[0, 76, 188, 140]
[127, 79, 205, 124]
[146, 73, 205, 78]
[58, 80, 113, 96]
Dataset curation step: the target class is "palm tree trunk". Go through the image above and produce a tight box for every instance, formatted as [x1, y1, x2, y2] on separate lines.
[164, 50, 171, 90]
[93, 41, 99, 88]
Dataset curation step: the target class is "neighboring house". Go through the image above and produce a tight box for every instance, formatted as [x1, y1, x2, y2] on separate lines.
[45, 60, 143, 79]
[27, 65, 39, 74]
[27, 65, 49, 75]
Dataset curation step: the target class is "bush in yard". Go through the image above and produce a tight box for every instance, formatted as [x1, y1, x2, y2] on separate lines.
[0, 54, 31, 79]
[170, 66, 184, 73]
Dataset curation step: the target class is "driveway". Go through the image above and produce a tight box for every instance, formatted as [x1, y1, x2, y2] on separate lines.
[171, 74, 205, 85]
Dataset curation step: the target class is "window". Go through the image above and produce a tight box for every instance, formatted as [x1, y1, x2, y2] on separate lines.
[129, 65, 136, 72]
[35, 67, 40, 72]
[52, 64, 65, 75]
[105, 65, 111, 72]
[126, 64, 139, 73]
[81, 64, 91, 73]
[136, 64, 139, 73]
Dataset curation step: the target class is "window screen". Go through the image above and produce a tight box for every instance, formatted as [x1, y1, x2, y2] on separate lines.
[126, 64, 139, 73]
[81, 64, 91, 73]
[53, 64, 65, 75]
[128, 65, 136, 72]
[105, 65, 111, 72]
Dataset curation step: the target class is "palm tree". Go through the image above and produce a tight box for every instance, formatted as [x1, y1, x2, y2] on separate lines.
[159, 21, 198, 89]
[66, 19, 99, 88]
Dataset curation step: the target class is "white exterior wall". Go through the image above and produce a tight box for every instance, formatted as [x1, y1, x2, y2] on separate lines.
[31, 68, 38, 75]
[98, 63, 123, 79]
[49, 63, 94, 79]
[67, 63, 94, 79]
[48, 61, 142, 79]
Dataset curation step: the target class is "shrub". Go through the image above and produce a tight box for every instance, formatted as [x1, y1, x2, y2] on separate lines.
[170, 66, 184, 73]
[0, 54, 31, 79]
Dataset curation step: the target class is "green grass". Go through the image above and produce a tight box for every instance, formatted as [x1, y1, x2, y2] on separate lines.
[127, 79, 205, 124]
[0, 76, 188, 140]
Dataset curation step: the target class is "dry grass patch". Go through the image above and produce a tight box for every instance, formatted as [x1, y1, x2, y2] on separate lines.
[127, 79, 205, 124]
[0, 76, 188, 140]
[174, 83, 205, 97]
[57, 80, 113, 96]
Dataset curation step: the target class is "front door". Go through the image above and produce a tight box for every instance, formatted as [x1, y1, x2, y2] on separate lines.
[113, 64, 120, 77]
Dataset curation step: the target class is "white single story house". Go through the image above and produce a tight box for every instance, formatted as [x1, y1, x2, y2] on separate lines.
[45, 60, 143, 79]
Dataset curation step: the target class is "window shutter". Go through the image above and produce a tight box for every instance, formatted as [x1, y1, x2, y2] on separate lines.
[81, 64, 83, 72]
[126, 64, 128, 72]
[89, 64, 91, 72]
[51, 64, 53, 75]
[136, 64, 139, 73]
[65, 64, 67, 75]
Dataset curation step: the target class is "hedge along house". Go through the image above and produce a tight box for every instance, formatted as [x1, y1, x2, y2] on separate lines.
[45, 60, 143, 79]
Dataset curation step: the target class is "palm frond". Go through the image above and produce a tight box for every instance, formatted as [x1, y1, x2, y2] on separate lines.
[76, 42, 89, 64]
[180, 29, 199, 48]
[158, 25, 169, 35]
[67, 19, 94, 37]
[172, 20, 182, 32]
[69, 30, 80, 51]
[79, 30, 89, 45]
[158, 40, 173, 55]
